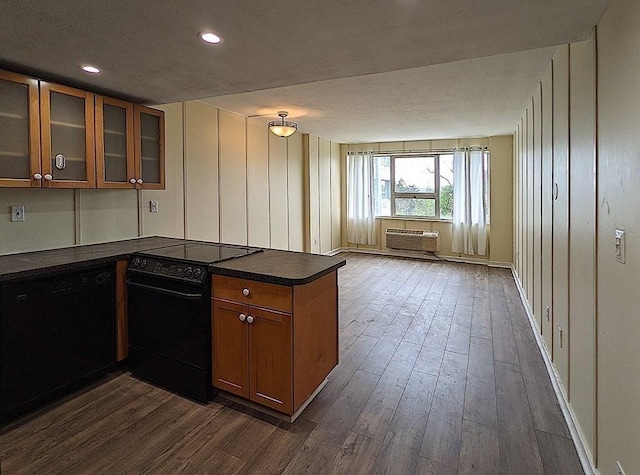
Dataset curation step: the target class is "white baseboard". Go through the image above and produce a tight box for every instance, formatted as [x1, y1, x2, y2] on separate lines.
[333, 246, 512, 268]
[510, 266, 598, 475]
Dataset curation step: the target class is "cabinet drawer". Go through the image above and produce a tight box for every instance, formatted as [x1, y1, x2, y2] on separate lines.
[213, 275, 292, 313]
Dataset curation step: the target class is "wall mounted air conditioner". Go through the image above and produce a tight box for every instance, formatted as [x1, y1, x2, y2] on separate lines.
[385, 228, 439, 253]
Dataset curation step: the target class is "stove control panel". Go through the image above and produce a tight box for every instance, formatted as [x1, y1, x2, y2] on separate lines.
[128, 257, 209, 284]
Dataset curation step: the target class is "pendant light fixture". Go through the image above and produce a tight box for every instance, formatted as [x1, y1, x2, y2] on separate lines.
[268, 111, 297, 138]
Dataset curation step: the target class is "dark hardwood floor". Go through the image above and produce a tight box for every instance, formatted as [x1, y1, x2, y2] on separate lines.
[0, 253, 583, 474]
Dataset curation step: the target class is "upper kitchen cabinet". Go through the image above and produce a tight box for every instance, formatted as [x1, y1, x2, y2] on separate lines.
[0, 71, 41, 187]
[133, 105, 165, 190]
[40, 82, 96, 188]
[95, 96, 135, 188]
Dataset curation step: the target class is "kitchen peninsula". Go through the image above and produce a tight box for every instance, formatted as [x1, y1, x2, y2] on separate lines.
[0, 237, 345, 423]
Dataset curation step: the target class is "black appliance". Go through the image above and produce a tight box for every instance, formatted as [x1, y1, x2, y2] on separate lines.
[1, 265, 115, 424]
[126, 243, 261, 403]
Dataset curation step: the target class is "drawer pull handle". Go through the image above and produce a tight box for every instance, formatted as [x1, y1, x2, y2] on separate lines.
[238, 313, 246, 322]
[246, 315, 254, 324]
[242, 288, 250, 297]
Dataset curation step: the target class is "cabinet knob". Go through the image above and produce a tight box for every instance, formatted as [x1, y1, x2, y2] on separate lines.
[44, 174, 53, 181]
[242, 288, 250, 297]
[137, 178, 143, 184]
[33, 173, 42, 180]
[238, 313, 246, 322]
[246, 315, 254, 324]
[129, 178, 137, 184]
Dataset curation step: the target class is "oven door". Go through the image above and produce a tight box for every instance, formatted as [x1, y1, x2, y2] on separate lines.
[127, 277, 210, 370]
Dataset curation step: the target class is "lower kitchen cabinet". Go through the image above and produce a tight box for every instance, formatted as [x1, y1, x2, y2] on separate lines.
[211, 272, 338, 417]
[212, 299, 292, 412]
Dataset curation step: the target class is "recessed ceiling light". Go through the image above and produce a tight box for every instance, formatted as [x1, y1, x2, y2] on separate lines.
[81, 65, 101, 74]
[199, 32, 222, 44]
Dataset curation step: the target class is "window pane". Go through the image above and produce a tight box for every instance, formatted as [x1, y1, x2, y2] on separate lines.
[373, 155, 391, 216]
[394, 197, 435, 217]
[439, 154, 454, 219]
[394, 156, 435, 193]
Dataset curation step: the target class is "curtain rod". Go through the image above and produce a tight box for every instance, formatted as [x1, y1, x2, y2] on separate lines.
[348, 146, 489, 155]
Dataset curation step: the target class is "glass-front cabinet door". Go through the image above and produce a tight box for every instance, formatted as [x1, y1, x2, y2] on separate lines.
[40, 82, 95, 188]
[134, 105, 164, 189]
[96, 96, 134, 188]
[0, 71, 41, 187]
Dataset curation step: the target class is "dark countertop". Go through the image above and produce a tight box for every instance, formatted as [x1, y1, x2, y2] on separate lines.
[211, 249, 346, 286]
[0, 238, 346, 285]
[0, 237, 185, 282]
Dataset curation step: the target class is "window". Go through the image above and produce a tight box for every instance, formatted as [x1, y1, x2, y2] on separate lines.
[372, 151, 489, 221]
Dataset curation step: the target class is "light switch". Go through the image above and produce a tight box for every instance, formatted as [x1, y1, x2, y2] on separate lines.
[615, 229, 625, 264]
[150, 200, 159, 213]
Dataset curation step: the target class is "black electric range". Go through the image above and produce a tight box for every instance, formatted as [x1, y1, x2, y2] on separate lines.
[126, 243, 262, 402]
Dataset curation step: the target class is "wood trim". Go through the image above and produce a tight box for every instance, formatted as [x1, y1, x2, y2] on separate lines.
[115, 260, 128, 361]
[95, 96, 135, 189]
[40, 81, 96, 188]
[0, 70, 41, 187]
[292, 271, 338, 411]
[133, 105, 165, 190]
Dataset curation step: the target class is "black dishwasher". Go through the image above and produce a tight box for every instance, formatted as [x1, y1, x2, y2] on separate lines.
[0, 265, 116, 424]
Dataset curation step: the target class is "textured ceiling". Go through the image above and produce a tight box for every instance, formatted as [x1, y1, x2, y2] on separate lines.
[0, 0, 609, 142]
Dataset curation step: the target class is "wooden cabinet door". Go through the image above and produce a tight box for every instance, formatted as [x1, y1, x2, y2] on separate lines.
[134, 105, 164, 189]
[0, 70, 41, 187]
[248, 307, 292, 413]
[212, 299, 249, 398]
[40, 82, 95, 188]
[96, 96, 135, 188]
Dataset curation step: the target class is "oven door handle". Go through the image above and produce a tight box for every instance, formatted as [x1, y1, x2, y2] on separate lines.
[126, 281, 203, 300]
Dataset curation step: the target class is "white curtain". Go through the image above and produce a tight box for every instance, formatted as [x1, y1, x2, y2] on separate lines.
[451, 150, 487, 255]
[346, 151, 376, 245]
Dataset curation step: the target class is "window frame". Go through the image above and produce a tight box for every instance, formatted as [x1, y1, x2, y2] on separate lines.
[389, 154, 439, 218]
[374, 152, 453, 220]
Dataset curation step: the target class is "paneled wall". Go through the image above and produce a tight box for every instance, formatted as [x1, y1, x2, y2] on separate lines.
[514, 2, 640, 469]
[596, 0, 640, 473]
[514, 36, 598, 467]
[0, 101, 339, 256]
[304, 135, 342, 254]
[340, 136, 513, 265]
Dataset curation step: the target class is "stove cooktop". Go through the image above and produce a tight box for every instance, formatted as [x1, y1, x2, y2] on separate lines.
[128, 243, 262, 285]
[136, 243, 262, 265]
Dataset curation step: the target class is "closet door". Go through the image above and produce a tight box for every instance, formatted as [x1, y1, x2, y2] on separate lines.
[541, 67, 554, 350]
[552, 45, 570, 389]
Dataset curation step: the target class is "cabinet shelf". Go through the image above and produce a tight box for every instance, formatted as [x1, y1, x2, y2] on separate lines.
[0, 111, 25, 120]
[104, 152, 126, 158]
[0, 151, 28, 157]
[50, 120, 86, 129]
[104, 129, 125, 136]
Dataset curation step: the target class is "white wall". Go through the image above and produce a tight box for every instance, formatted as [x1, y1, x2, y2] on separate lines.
[596, 0, 640, 473]
[302, 134, 343, 254]
[514, 1, 640, 471]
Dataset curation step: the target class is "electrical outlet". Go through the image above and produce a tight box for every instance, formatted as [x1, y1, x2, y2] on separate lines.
[615, 229, 625, 264]
[616, 460, 626, 475]
[11, 205, 25, 222]
[149, 200, 159, 213]
[545, 305, 550, 322]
